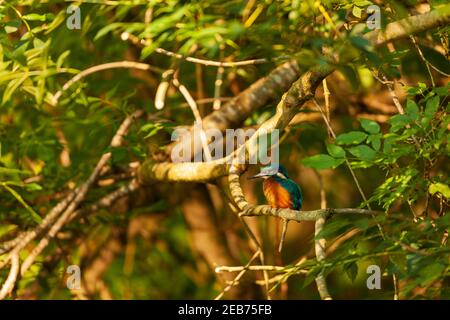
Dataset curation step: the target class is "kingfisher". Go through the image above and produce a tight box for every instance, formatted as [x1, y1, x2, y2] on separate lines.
[249, 164, 303, 252]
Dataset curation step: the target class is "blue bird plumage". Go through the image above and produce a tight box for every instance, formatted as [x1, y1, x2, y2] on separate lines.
[249, 164, 303, 252]
[270, 166, 303, 210]
[249, 164, 303, 210]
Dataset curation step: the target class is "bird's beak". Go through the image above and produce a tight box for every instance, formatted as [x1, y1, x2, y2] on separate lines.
[248, 172, 268, 180]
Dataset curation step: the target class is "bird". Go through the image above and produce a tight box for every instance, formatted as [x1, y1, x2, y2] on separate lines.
[249, 164, 303, 252]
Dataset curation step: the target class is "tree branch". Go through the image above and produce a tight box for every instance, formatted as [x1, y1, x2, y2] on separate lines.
[0, 253, 19, 300]
[52, 61, 162, 104]
[239, 207, 383, 222]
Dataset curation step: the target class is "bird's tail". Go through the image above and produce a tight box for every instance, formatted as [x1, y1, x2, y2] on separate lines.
[278, 219, 289, 252]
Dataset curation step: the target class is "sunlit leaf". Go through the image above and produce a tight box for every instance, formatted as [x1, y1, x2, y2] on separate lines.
[359, 118, 380, 134]
[429, 182, 450, 199]
[302, 154, 344, 169]
[336, 131, 367, 145]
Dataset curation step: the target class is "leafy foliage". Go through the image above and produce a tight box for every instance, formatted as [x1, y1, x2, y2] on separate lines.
[303, 84, 450, 298]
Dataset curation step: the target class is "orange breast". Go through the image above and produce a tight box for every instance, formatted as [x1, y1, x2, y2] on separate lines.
[263, 178, 293, 208]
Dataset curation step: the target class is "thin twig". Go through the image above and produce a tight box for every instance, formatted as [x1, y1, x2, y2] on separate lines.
[172, 77, 212, 162]
[313, 170, 332, 300]
[0, 253, 19, 300]
[154, 70, 172, 110]
[216, 265, 287, 272]
[121, 32, 273, 67]
[393, 272, 399, 300]
[322, 80, 331, 121]
[214, 250, 261, 300]
[278, 219, 289, 253]
[53, 61, 162, 104]
[410, 36, 440, 84]
[156, 48, 271, 67]
[314, 216, 332, 300]
[378, 73, 405, 114]
[213, 46, 225, 110]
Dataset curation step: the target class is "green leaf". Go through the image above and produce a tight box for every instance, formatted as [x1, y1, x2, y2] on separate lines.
[33, 37, 45, 49]
[4, 25, 18, 34]
[143, 33, 169, 60]
[141, 45, 157, 60]
[339, 65, 359, 90]
[4, 20, 21, 34]
[140, 122, 167, 139]
[388, 114, 410, 133]
[2, 71, 28, 104]
[302, 154, 344, 169]
[348, 145, 377, 161]
[344, 262, 358, 282]
[302, 268, 322, 289]
[23, 13, 47, 21]
[436, 214, 450, 230]
[336, 131, 367, 145]
[425, 95, 440, 118]
[353, 216, 370, 230]
[359, 118, 380, 134]
[434, 84, 450, 96]
[24, 183, 42, 192]
[349, 36, 372, 52]
[12, 41, 29, 63]
[315, 217, 350, 239]
[56, 50, 71, 69]
[1, 184, 42, 224]
[420, 46, 450, 76]
[352, 6, 362, 18]
[0, 167, 31, 176]
[140, 6, 188, 38]
[367, 134, 381, 151]
[405, 100, 419, 121]
[429, 182, 450, 199]
[326, 144, 345, 158]
[369, 169, 418, 209]
[140, 123, 157, 132]
[94, 22, 123, 41]
[417, 263, 446, 287]
[382, 134, 395, 154]
[354, 0, 373, 6]
[110, 147, 129, 164]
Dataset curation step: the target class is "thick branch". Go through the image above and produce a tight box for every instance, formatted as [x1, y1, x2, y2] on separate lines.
[315, 217, 332, 300]
[239, 207, 382, 222]
[0, 253, 19, 300]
